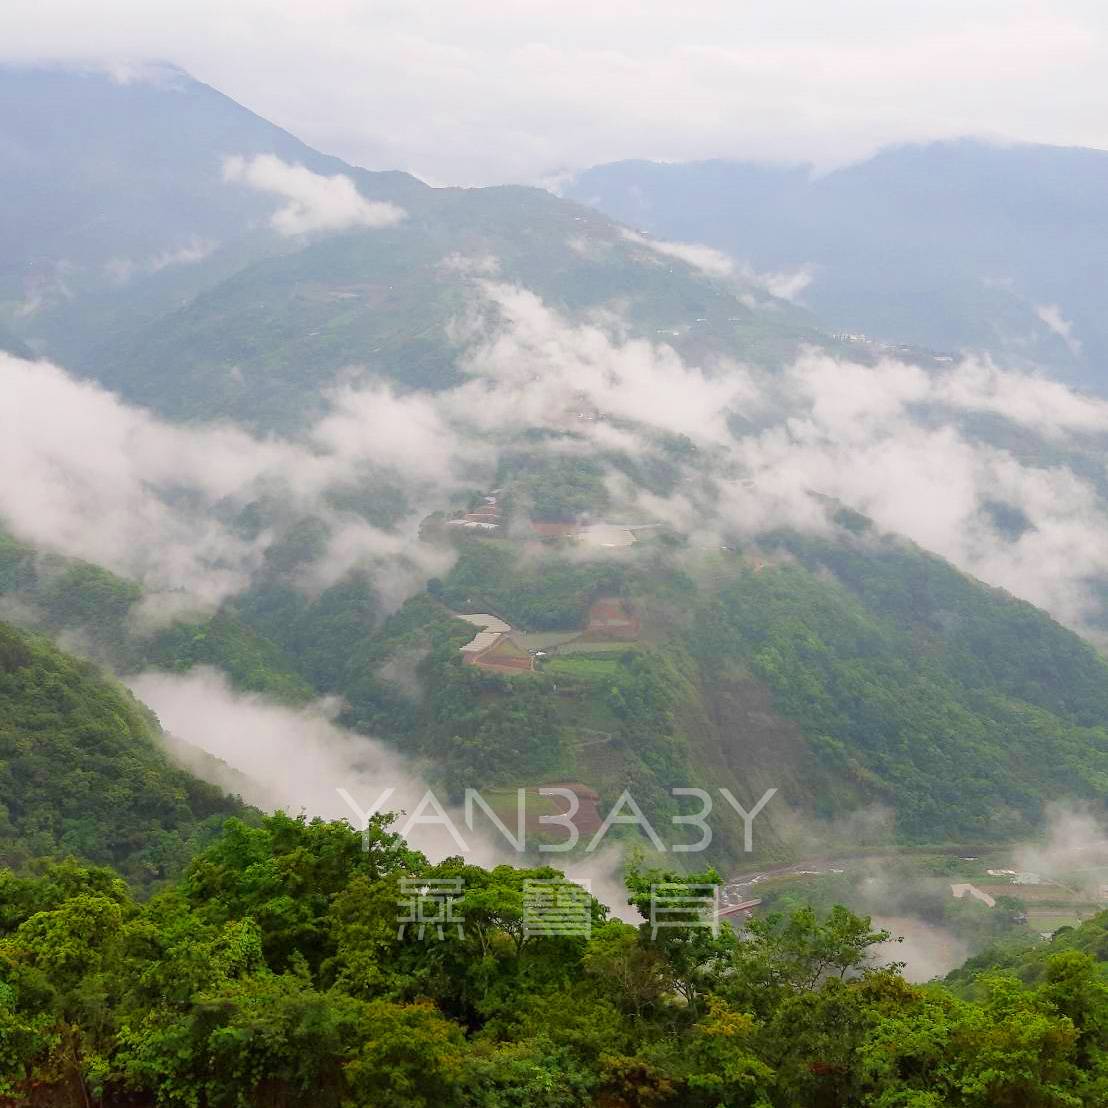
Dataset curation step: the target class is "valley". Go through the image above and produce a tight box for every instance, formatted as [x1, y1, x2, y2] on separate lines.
[3, 48, 1108, 1106]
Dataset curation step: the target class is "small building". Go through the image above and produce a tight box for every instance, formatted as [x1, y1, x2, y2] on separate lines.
[579, 524, 636, 548]
[445, 518, 500, 531]
[460, 631, 504, 661]
[467, 634, 535, 672]
[455, 613, 535, 672]
[583, 597, 640, 641]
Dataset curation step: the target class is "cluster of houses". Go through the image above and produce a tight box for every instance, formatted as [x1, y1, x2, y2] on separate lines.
[445, 490, 503, 533]
[441, 479, 660, 551]
[832, 330, 955, 365]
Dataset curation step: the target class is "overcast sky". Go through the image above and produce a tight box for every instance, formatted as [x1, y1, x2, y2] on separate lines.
[2, 0, 1107, 184]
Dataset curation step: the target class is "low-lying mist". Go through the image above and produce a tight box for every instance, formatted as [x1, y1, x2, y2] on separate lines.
[130, 666, 638, 917]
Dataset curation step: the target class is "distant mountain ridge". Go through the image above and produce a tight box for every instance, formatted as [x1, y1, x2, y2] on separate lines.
[566, 140, 1108, 393]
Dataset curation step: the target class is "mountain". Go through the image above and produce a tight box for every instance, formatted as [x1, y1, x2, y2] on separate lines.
[0, 63, 426, 367]
[0, 64, 823, 431]
[2, 66, 1108, 872]
[566, 140, 1108, 393]
[0, 618, 248, 886]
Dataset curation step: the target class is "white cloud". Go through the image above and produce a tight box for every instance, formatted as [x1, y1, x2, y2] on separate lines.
[621, 230, 815, 302]
[717, 351, 1108, 629]
[621, 229, 735, 278]
[7, 274, 1108, 642]
[746, 262, 815, 303]
[933, 355, 1108, 435]
[311, 381, 473, 483]
[441, 284, 1108, 633]
[453, 279, 756, 442]
[130, 664, 640, 916]
[438, 252, 500, 276]
[223, 153, 405, 235]
[0, 353, 470, 616]
[105, 236, 218, 284]
[1035, 302, 1084, 357]
[129, 667, 514, 866]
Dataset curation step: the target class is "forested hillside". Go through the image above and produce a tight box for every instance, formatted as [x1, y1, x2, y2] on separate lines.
[6, 491, 1108, 866]
[697, 531, 1108, 840]
[0, 620, 248, 886]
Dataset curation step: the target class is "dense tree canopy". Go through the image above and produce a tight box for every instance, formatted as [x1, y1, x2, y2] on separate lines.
[3, 812, 1108, 1105]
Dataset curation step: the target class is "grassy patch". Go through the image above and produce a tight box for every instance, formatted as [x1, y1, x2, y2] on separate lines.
[544, 655, 629, 682]
[558, 640, 640, 654]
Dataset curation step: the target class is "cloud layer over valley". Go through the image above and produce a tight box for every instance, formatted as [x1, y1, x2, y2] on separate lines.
[5, 268, 1108, 636]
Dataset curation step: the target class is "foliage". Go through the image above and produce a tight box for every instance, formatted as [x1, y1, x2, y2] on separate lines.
[0, 620, 248, 887]
[4, 816, 1108, 1105]
[141, 611, 315, 703]
[439, 542, 625, 630]
[693, 537, 1108, 841]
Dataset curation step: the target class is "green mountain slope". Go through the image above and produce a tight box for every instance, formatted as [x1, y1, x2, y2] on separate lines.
[82, 184, 820, 430]
[0, 64, 427, 367]
[5, 479, 1107, 867]
[199, 518, 1108, 862]
[0, 522, 317, 702]
[10, 503, 1106, 864]
[695, 532, 1108, 841]
[0, 619, 248, 885]
[947, 905, 1108, 993]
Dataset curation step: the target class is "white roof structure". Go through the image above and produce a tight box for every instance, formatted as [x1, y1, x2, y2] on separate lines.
[460, 631, 503, 654]
[951, 883, 996, 908]
[578, 525, 636, 548]
[455, 614, 511, 633]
